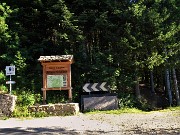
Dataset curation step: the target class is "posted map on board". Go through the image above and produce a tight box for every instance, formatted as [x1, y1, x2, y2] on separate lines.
[47, 75, 63, 88]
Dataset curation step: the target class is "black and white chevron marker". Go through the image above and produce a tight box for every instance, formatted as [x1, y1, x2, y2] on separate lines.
[83, 82, 110, 92]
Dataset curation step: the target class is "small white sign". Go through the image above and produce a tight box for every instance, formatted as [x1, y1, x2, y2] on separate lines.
[6, 66, 15, 76]
[6, 81, 16, 84]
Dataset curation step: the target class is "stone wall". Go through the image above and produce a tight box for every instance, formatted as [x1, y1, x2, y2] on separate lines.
[28, 103, 79, 116]
[0, 94, 17, 116]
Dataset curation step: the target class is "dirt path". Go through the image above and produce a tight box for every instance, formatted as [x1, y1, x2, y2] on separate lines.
[85, 111, 180, 134]
[0, 110, 179, 135]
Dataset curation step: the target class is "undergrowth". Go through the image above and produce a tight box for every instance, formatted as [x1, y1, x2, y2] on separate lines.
[2, 88, 180, 118]
[85, 106, 180, 115]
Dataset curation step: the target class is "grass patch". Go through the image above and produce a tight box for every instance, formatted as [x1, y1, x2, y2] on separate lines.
[0, 116, 9, 120]
[85, 106, 180, 115]
[85, 108, 145, 115]
[158, 106, 180, 112]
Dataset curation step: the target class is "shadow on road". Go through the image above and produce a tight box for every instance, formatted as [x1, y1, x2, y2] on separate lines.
[0, 127, 120, 135]
[127, 127, 180, 135]
[0, 127, 179, 135]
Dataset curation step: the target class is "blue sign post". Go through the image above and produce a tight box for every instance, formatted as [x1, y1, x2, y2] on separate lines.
[6, 66, 15, 94]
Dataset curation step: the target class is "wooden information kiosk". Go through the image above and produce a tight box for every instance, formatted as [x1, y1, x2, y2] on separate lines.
[38, 55, 73, 103]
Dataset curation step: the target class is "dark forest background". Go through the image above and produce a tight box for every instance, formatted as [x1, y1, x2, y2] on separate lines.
[0, 0, 179, 109]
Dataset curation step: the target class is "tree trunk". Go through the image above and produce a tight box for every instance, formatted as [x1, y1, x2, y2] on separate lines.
[135, 75, 141, 99]
[164, 47, 172, 106]
[165, 68, 173, 106]
[172, 68, 180, 106]
[150, 70, 155, 93]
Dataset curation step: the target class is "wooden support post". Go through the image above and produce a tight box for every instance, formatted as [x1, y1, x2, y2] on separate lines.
[68, 88, 72, 102]
[43, 90, 46, 104]
[42, 64, 47, 104]
[68, 64, 72, 102]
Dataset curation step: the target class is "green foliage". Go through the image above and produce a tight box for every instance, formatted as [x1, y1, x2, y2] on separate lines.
[118, 93, 137, 109]
[12, 89, 43, 118]
[137, 97, 152, 111]
[146, 52, 165, 70]
[0, 0, 179, 109]
[85, 106, 180, 115]
[30, 111, 48, 118]
[13, 51, 26, 72]
[12, 106, 48, 118]
[0, 71, 8, 93]
[118, 92, 151, 111]
[0, 85, 8, 93]
[86, 108, 145, 114]
[46, 91, 68, 104]
[0, 71, 6, 84]
[12, 106, 31, 118]
[162, 106, 180, 112]
[0, 3, 12, 41]
[14, 90, 41, 107]
[0, 116, 8, 120]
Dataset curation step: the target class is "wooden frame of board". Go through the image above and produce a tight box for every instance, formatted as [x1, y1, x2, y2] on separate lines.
[38, 55, 73, 104]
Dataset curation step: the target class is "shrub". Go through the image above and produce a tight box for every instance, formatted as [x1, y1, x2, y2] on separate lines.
[17, 91, 36, 106]
[12, 106, 31, 117]
[118, 92, 151, 111]
[12, 89, 43, 118]
[13, 89, 42, 106]
[118, 92, 137, 108]
[0, 71, 8, 93]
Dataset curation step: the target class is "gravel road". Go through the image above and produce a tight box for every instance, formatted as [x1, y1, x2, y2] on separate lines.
[0, 110, 179, 135]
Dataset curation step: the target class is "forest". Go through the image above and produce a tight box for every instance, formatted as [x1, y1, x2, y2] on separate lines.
[0, 0, 179, 110]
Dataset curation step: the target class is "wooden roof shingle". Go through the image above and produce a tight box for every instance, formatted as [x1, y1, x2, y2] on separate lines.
[38, 55, 73, 62]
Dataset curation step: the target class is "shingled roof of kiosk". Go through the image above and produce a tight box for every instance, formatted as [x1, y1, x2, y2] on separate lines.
[38, 55, 73, 62]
